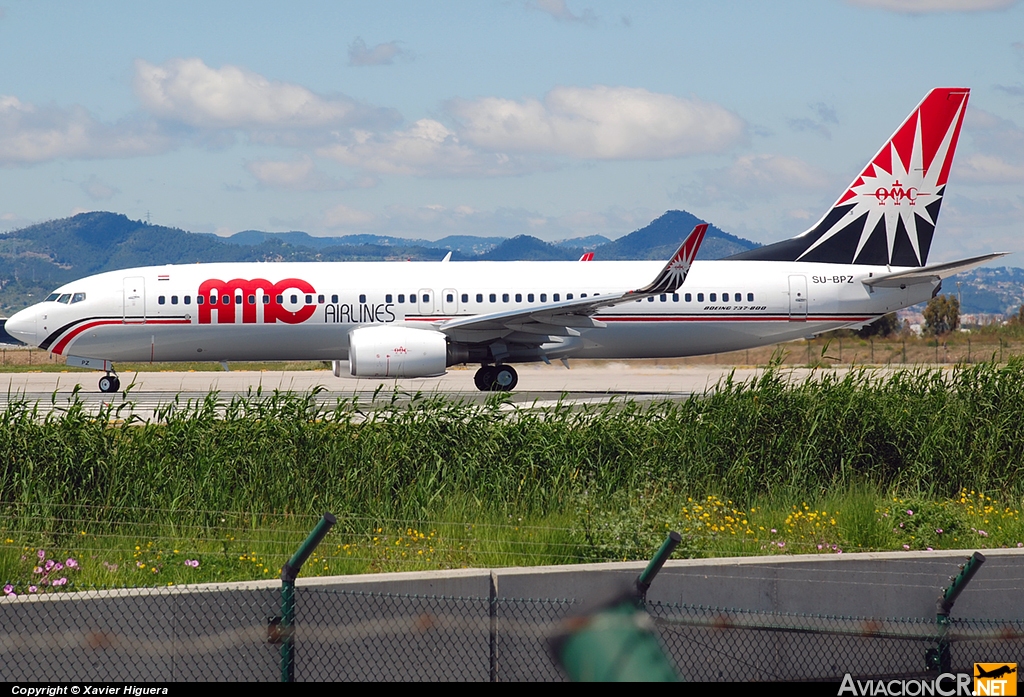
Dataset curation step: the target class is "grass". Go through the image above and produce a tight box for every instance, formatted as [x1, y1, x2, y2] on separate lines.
[3, 360, 1024, 591]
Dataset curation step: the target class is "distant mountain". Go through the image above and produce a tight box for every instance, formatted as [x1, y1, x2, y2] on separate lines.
[597, 210, 758, 260]
[554, 235, 611, 249]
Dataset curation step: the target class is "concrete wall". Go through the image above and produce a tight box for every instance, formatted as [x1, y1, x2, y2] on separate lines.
[1, 548, 1021, 681]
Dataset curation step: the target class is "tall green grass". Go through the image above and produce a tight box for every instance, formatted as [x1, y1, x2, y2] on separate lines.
[2, 360, 1024, 586]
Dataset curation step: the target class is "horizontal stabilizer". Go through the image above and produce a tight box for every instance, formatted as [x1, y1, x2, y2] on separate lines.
[863, 252, 1008, 288]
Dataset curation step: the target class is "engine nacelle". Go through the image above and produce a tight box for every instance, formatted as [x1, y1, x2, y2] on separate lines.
[348, 326, 448, 378]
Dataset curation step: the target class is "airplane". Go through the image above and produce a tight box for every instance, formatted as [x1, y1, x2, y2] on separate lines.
[4, 87, 1006, 393]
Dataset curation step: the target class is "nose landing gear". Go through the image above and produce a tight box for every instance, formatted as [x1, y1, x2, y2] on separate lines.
[473, 364, 518, 392]
[98, 374, 121, 393]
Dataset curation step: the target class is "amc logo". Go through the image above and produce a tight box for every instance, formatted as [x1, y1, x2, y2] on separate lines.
[874, 180, 927, 206]
[197, 278, 317, 325]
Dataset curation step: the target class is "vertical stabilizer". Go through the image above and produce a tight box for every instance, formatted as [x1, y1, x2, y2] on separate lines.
[728, 88, 969, 267]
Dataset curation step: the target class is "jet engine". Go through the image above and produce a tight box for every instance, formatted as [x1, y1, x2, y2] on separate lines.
[347, 325, 452, 378]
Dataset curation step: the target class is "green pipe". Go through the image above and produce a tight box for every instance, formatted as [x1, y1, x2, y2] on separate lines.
[281, 512, 337, 683]
[927, 551, 985, 673]
[636, 531, 681, 602]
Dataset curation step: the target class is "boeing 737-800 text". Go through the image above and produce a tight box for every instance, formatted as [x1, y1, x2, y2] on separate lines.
[5, 88, 1004, 392]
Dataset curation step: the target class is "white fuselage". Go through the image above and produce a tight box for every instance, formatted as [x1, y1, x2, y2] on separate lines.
[6, 258, 932, 366]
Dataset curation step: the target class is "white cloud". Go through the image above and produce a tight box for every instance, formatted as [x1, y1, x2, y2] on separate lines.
[317, 119, 533, 177]
[958, 109, 1024, 183]
[847, 0, 1015, 11]
[348, 38, 409, 66]
[695, 154, 834, 202]
[80, 175, 119, 200]
[246, 156, 377, 191]
[527, 0, 597, 24]
[134, 58, 388, 130]
[449, 86, 745, 159]
[0, 95, 169, 165]
[322, 203, 377, 229]
[847, 0, 1018, 12]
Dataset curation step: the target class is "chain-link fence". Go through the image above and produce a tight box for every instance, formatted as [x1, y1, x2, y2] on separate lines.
[1, 585, 1021, 681]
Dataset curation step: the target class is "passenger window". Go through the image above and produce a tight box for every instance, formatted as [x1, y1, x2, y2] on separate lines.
[447, 293, 454, 302]
[672, 293, 679, 302]
[290, 295, 297, 304]
[581, 293, 587, 298]
[158, 296, 165, 305]
[247, 295, 255, 305]
[318, 295, 325, 304]
[275, 295, 283, 304]
[685, 293, 691, 302]
[410, 294, 417, 303]
[332, 294, 339, 303]
[515, 293, 522, 302]
[71, 293, 86, 304]
[58, 294, 72, 304]
[171, 296, 179, 305]
[476, 294, 483, 303]
[221, 295, 229, 305]
[697, 293, 704, 302]
[386, 294, 393, 303]
[461, 294, 468, 303]
[648, 297, 654, 302]
[398, 295, 405, 303]
[197, 296, 205, 305]
[184, 296, 191, 305]
[541, 294, 547, 302]
[358, 294, 365, 303]
[660, 294, 667, 302]
[489, 294, 496, 303]
[422, 294, 429, 303]
[566, 293, 573, 300]
[263, 296, 270, 304]
[552, 294, 559, 301]
[747, 293, 754, 302]
[502, 293, 509, 302]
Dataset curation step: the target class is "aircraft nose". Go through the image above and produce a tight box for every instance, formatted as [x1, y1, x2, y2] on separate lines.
[5, 306, 37, 346]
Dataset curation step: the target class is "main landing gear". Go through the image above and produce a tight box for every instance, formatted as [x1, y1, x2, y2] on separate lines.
[98, 373, 121, 393]
[473, 364, 518, 392]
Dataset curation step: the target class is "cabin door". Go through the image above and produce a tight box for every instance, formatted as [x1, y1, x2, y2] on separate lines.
[123, 277, 146, 323]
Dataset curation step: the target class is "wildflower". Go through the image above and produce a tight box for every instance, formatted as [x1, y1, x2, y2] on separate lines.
[37, 550, 44, 560]
[185, 559, 200, 568]
[926, 547, 934, 551]
[903, 545, 910, 550]
[51, 578, 67, 586]
[65, 558, 78, 569]
[2, 584, 13, 595]
[978, 530, 989, 537]
[32, 567, 42, 575]
[906, 510, 913, 516]
[777, 542, 785, 548]
[44, 560, 55, 572]
[770, 529, 777, 534]
[28, 586, 37, 593]
[936, 529, 943, 535]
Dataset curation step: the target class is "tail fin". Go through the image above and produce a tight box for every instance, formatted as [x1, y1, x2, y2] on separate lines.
[728, 88, 969, 267]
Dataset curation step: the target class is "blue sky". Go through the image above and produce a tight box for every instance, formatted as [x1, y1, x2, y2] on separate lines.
[0, 0, 1022, 263]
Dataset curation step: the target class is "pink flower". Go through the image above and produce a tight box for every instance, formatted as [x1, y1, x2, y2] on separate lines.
[185, 559, 200, 568]
[906, 510, 913, 516]
[777, 542, 785, 548]
[43, 560, 55, 572]
[770, 529, 777, 534]
[903, 544, 910, 550]
[2, 584, 13, 595]
[32, 567, 42, 575]
[926, 547, 934, 551]
[1018, 543, 1023, 548]
[51, 578, 67, 587]
[36, 550, 44, 560]
[936, 529, 943, 534]
[978, 530, 988, 537]
[65, 558, 78, 569]
[28, 586, 37, 593]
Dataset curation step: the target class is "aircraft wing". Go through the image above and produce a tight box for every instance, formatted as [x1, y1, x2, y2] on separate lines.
[437, 224, 707, 343]
[863, 252, 1009, 288]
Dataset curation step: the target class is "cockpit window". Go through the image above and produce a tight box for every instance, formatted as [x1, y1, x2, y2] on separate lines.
[46, 293, 60, 302]
[71, 293, 86, 304]
[57, 294, 72, 304]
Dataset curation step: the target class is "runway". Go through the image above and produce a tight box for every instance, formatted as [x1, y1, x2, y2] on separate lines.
[0, 361, 915, 415]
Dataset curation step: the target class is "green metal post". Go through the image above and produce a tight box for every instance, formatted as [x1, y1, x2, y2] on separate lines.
[280, 512, 337, 683]
[636, 531, 681, 604]
[926, 551, 985, 673]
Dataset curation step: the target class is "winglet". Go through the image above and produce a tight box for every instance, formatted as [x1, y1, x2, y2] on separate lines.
[632, 224, 707, 296]
[579, 252, 595, 262]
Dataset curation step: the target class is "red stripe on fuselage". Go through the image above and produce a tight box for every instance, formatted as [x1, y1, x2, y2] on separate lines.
[51, 319, 191, 356]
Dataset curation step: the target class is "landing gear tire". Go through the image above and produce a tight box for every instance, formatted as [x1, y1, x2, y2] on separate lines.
[98, 375, 120, 393]
[474, 365, 518, 392]
[493, 365, 518, 391]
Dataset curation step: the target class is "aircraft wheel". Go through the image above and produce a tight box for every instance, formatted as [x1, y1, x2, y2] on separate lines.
[493, 365, 518, 391]
[98, 375, 118, 393]
[474, 365, 496, 391]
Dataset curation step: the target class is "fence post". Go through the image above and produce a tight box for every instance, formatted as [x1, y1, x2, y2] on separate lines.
[280, 512, 337, 683]
[926, 551, 985, 673]
[489, 571, 499, 682]
[635, 531, 681, 605]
